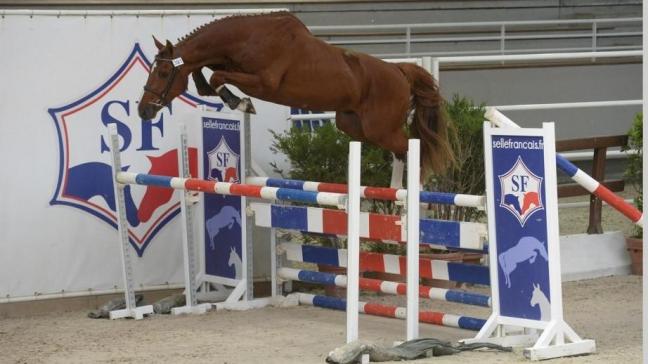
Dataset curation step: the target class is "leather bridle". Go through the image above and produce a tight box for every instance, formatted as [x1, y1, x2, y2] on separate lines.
[143, 56, 182, 107]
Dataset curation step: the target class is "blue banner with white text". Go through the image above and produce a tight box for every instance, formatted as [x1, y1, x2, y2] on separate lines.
[202, 116, 243, 281]
[491, 135, 551, 321]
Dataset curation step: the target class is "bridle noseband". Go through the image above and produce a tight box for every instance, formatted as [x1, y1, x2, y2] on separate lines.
[143, 56, 184, 107]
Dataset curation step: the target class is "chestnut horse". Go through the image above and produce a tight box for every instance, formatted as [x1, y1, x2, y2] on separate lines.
[138, 12, 453, 178]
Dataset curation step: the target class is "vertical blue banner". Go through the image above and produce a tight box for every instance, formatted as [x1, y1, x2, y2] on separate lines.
[202, 116, 243, 281]
[491, 135, 551, 321]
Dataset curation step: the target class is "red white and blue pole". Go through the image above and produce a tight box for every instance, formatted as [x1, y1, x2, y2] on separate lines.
[485, 107, 643, 226]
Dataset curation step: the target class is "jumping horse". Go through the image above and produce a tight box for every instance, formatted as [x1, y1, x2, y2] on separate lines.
[138, 12, 453, 180]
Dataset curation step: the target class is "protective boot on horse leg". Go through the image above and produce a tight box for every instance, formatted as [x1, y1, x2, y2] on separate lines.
[209, 71, 261, 114]
[191, 70, 255, 113]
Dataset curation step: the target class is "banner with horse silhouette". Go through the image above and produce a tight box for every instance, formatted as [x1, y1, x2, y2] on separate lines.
[202, 115, 246, 283]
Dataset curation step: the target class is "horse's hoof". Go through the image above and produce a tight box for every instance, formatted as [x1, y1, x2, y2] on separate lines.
[227, 98, 241, 110]
[237, 98, 256, 114]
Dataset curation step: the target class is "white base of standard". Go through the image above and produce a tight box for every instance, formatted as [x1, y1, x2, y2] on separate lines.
[462, 316, 596, 361]
[212, 296, 298, 311]
[109, 305, 154, 320]
[171, 303, 212, 315]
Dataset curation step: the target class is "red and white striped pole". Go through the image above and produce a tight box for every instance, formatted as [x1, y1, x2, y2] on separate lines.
[485, 107, 643, 226]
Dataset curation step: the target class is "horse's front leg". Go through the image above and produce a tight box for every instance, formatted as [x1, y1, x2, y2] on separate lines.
[209, 71, 260, 114]
[192, 70, 217, 96]
[193, 70, 247, 113]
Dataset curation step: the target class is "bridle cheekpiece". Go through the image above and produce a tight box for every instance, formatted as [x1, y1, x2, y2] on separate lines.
[143, 56, 185, 107]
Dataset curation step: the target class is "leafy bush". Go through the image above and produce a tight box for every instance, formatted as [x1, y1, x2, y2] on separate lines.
[270, 122, 397, 215]
[270, 123, 396, 248]
[425, 95, 487, 222]
[623, 112, 642, 237]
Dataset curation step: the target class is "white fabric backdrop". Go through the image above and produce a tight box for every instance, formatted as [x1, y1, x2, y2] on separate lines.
[0, 11, 290, 300]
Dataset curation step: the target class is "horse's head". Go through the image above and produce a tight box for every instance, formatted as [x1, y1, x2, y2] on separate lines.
[138, 37, 189, 120]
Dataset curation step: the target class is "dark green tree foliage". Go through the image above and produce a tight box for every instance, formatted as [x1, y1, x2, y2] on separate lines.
[623, 113, 642, 237]
[426, 95, 486, 222]
[270, 123, 396, 215]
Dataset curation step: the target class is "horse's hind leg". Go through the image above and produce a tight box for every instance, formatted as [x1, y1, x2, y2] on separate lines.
[335, 111, 368, 142]
[390, 155, 405, 189]
[358, 105, 409, 188]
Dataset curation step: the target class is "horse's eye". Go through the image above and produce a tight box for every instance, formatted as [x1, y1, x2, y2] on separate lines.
[158, 70, 170, 78]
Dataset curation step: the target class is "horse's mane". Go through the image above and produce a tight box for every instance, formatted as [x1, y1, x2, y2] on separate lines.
[176, 11, 296, 44]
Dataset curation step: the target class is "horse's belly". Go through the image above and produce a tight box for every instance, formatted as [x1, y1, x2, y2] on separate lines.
[243, 53, 359, 110]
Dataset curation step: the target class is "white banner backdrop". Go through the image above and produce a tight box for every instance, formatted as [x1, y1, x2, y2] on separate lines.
[0, 10, 290, 301]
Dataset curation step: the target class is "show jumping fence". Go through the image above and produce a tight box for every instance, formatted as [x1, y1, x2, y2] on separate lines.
[107, 107, 601, 360]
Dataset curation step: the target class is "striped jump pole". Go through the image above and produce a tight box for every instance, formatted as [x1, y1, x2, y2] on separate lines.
[115, 172, 346, 208]
[251, 203, 488, 251]
[278, 267, 491, 307]
[295, 293, 486, 331]
[278, 242, 490, 286]
[246, 176, 485, 208]
[485, 107, 643, 226]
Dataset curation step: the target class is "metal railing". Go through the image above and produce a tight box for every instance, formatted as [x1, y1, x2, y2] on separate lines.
[309, 18, 642, 58]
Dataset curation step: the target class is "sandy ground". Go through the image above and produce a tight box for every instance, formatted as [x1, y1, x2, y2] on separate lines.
[0, 275, 641, 364]
[1, 194, 642, 363]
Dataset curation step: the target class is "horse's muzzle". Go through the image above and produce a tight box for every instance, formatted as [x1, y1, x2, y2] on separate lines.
[138, 103, 160, 120]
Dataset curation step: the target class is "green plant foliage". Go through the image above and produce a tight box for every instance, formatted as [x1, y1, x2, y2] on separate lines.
[270, 122, 397, 248]
[270, 122, 398, 217]
[622, 112, 642, 237]
[426, 95, 487, 222]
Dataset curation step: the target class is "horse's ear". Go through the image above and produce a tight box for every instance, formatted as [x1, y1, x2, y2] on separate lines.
[165, 40, 174, 51]
[152, 35, 164, 51]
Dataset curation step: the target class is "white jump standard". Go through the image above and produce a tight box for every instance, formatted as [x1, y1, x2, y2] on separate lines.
[461, 122, 596, 360]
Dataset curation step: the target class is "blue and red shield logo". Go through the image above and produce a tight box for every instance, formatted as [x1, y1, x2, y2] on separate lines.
[207, 136, 240, 183]
[498, 156, 544, 227]
[49, 43, 221, 256]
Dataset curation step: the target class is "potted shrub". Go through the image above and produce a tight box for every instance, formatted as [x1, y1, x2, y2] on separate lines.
[623, 112, 643, 275]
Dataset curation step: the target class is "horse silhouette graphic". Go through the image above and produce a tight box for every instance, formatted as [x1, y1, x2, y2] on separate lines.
[205, 205, 242, 250]
[504, 193, 522, 214]
[498, 236, 548, 288]
[137, 148, 198, 223]
[521, 191, 540, 216]
[530, 283, 551, 321]
[66, 162, 140, 227]
[228, 247, 243, 280]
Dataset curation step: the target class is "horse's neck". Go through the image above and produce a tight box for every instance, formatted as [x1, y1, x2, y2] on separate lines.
[177, 24, 241, 67]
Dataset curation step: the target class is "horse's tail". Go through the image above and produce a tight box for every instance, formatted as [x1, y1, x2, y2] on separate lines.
[396, 62, 454, 177]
